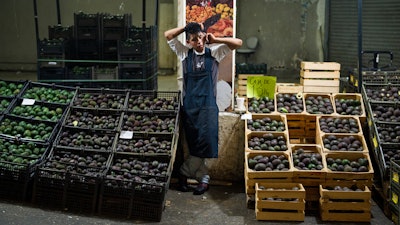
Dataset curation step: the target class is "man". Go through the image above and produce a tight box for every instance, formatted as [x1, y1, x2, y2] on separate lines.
[165, 22, 242, 195]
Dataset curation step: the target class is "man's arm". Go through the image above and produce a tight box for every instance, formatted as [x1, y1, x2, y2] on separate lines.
[164, 26, 186, 41]
[207, 33, 242, 50]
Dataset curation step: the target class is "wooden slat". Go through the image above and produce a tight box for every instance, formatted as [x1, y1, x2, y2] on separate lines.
[300, 78, 339, 86]
[300, 70, 340, 79]
[301, 61, 341, 71]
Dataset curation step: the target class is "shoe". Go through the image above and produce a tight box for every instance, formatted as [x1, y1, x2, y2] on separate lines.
[177, 173, 190, 192]
[193, 183, 209, 195]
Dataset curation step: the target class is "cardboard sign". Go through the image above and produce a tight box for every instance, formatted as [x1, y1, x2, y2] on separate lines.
[246, 76, 276, 99]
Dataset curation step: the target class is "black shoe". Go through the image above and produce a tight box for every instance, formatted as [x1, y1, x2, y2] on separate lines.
[193, 183, 209, 195]
[177, 173, 190, 192]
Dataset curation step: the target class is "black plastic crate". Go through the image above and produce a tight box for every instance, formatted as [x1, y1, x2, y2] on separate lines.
[38, 39, 68, 56]
[126, 90, 180, 112]
[102, 40, 118, 55]
[72, 87, 128, 110]
[38, 67, 66, 80]
[362, 83, 400, 103]
[92, 66, 118, 80]
[32, 169, 66, 209]
[98, 153, 170, 219]
[127, 26, 152, 40]
[391, 159, 400, 191]
[33, 146, 111, 212]
[54, 126, 117, 152]
[115, 133, 174, 155]
[20, 81, 77, 105]
[117, 39, 150, 57]
[0, 79, 27, 98]
[74, 12, 100, 27]
[367, 101, 400, 124]
[101, 14, 131, 28]
[8, 97, 68, 123]
[66, 66, 92, 80]
[48, 25, 73, 40]
[119, 67, 151, 80]
[0, 138, 50, 201]
[75, 39, 100, 55]
[0, 97, 14, 114]
[62, 107, 123, 132]
[236, 63, 267, 74]
[121, 111, 178, 134]
[102, 28, 126, 41]
[0, 115, 59, 143]
[76, 27, 99, 40]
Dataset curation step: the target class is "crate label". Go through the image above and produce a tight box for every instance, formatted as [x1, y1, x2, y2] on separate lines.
[72, 121, 78, 127]
[393, 192, 398, 204]
[247, 76, 276, 99]
[21, 99, 35, 105]
[48, 62, 57, 65]
[393, 172, 399, 183]
[373, 137, 378, 148]
[241, 113, 252, 120]
[120, 131, 133, 139]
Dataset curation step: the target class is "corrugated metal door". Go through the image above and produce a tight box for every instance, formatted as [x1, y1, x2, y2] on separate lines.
[328, 0, 400, 72]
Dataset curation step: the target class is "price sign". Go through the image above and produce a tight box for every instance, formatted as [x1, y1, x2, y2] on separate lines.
[22, 99, 35, 106]
[246, 76, 276, 99]
[120, 131, 133, 139]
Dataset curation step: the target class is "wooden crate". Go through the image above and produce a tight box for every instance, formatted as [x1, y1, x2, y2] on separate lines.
[255, 183, 305, 221]
[245, 131, 290, 152]
[286, 114, 316, 141]
[275, 83, 303, 93]
[303, 93, 335, 116]
[237, 74, 264, 98]
[316, 115, 363, 138]
[291, 144, 327, 186]
[324, 152, 374, 187]
[245, 152, 293, 194]
[245, 114, 288, 133]
[317, 133, 369, 153]
[332, 93, 366, 124]
[319, 184, 371, 222]
[300, 61, 340, 93]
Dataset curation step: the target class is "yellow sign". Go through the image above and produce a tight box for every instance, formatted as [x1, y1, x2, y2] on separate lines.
[393, 172, 399, 184]
[246, 76, 276, 99]
[392, 192, 398, 204]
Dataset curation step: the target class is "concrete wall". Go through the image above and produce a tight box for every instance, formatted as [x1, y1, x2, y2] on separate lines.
[236, 0, 326, 77]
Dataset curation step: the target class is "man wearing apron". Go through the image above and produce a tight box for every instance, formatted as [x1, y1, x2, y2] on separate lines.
[165, 23, 242, 195]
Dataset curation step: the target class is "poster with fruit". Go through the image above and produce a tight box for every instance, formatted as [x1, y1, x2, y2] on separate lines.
[186, 0, 234, 37]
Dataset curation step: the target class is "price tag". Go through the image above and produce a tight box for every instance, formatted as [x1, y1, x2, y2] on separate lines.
[21, 99, 35, 106]
[72, 121, 78, 127]
[393, 172, 399, 184]
[241, 113, 252, 120]
[120, 131, 133, 139]
[372, 137, 378, 148]
[392, 192, 398, 204]
[48, 62, 57, 65]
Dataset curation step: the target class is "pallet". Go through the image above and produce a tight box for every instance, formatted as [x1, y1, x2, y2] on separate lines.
[275, 83, 303, 93]
[255, 183, 305, 221]
[237, 74, 264, 98]
[319, 184, 371, 222]
[300, 61, 340, 93]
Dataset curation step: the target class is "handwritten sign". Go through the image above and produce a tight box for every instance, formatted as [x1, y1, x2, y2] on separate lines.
[246, 76, 276, 99]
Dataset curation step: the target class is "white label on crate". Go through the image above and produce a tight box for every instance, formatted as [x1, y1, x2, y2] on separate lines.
[48, 62, 57, 65]
[241, 113, 252, 120]
[21, 99, 35, 105]
[120, 131, 133, 139]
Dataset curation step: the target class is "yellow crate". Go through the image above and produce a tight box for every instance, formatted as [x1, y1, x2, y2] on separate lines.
[319, 184, 371, 222]
[255, 183, 305, 221]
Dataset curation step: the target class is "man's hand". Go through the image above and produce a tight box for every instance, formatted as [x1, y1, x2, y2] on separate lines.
[206, 33, 216, 44]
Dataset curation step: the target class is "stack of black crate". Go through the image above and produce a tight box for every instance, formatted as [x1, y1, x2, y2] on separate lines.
[74, 12, 101, 60]
[117, 26, 158, 90]
[101, 14, 131, 60]
[37, 38, 69, 81]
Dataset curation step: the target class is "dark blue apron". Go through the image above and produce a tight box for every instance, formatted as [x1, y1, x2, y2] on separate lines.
[182, 48, 219, 158]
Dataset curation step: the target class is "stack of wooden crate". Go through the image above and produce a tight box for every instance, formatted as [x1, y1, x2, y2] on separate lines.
[300, 61, 341, 93]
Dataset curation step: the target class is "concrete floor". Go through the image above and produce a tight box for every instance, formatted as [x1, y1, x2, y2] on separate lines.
[0, 70, 394, 225]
